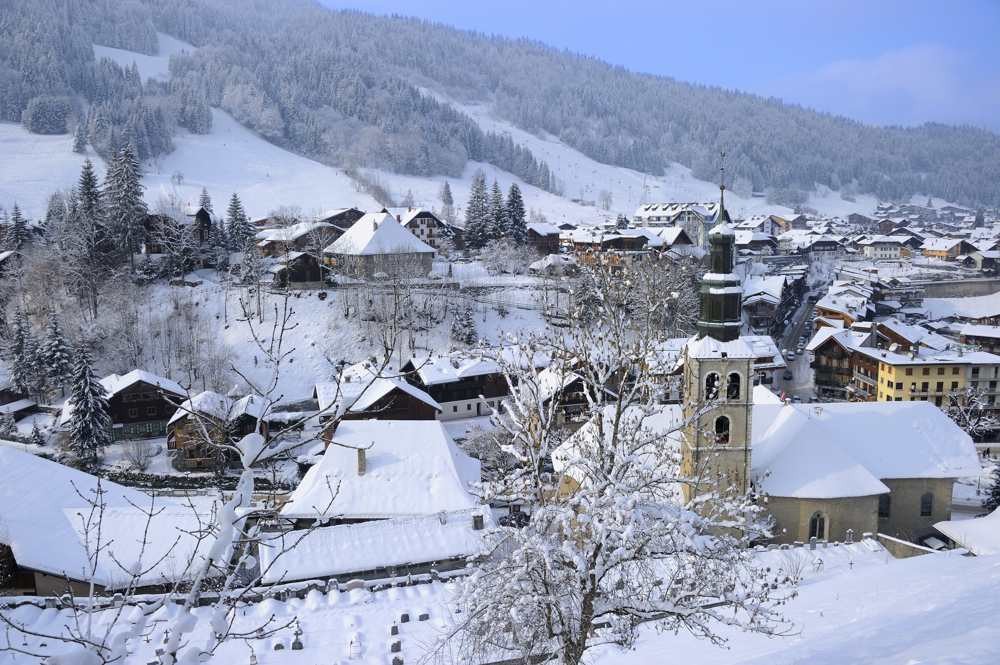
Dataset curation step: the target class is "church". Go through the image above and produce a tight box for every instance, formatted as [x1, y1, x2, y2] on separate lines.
[680, 184, 980, 545]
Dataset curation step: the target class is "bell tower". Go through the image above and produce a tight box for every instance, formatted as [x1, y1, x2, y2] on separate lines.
[681, 154, 754, 504]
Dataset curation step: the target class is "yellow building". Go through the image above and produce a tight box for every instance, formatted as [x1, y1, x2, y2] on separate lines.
[859, 347, 1000, 408]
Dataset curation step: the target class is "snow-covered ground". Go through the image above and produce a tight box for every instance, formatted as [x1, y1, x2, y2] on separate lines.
[93, 32, 194, 82]
[6, 541, 999, 664]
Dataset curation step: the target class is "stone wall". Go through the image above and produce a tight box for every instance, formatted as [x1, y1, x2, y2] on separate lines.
[879, 477, 955, 540]
[766, 494, 878, 544]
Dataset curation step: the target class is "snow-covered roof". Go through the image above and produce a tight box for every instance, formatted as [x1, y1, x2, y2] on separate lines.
[921, 237, 966, 251]
[686, 335, 755, 360]
[255, 221, 335, 244]
[324, 211, 434, 256]
[60, 369, 185, 426]
[0, 250, 15, 265]
[313, 365, 441, 418]
[806, 327, 870, 353]
[855, 345, 1000, 367]
[167, 391, 270, 427]
[406, 348, 549, 386]
[751, 399, 980, 498]
[877, 318, 951, 350]
[0, 447, 217, 589]
[526, 222, 560, 236]
[742, 275, 785, 305]
[383, 207, 437, 227]
[922, 294, 1000, 322]
[258, 508, 491, 584]
[552, 405, 683, 488]
[279, 420, 480, 520]
[0, 399, 35, 416]
[959, 323, 1000, 339]
[935, 509, 1000, 556]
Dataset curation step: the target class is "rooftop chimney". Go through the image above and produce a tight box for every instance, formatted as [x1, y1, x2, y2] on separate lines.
[472, 513, 484, 531]
[357, 448, 366, 476]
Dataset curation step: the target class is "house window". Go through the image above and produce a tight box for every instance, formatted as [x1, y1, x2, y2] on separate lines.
[921, 382, 928, 392]
[878, 494, 891, 518]
[726, 372, 741, 400]
[920, 492, 934, 517]
[936, 382, 943, 393]
[922, 368, 930, 376]
[452, 406, 458, 413]
[937, 368, 945, 375]
[905, 368, 913, 376]
[808, 512, 827, 540]
[712, 415, 732, 444]
[951, 382, 958, 391]
[128, 408, 138, 418]
[146, 406, 158, 416]
[895, 382, 902, 389]
[705, 373, 720, 400]
[952, 368, 959, 375]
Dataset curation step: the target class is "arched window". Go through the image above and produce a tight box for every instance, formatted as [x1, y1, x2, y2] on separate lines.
[878, 493, 891, 519]
[920, 492, 934, 517]
[727, 372, 742, 400]
[808, 512, 827, 540]
[714, 416, 730, 444]
[705, 373, 720, 400]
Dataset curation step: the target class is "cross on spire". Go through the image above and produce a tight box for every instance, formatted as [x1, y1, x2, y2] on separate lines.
[718, 150, 727, 211]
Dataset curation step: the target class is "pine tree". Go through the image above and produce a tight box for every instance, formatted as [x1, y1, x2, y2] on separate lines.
[6, 308, 33, 394]
[984, 463, 1000, 513]
[440, 181, 454, 222]
[451, 302, 478, 346]
[505, 183, 527, 244]
[226, 193, 252, 249]
[72, 122, 87, 154]
[0, 416, 15, 438]
[77, 159, 103, 225]
[41, 312, 73, 395]
[67, 345, 113, 465]
[105, 144, 147, 267]
[6, 204, 28, 250]
[488, 180, 507, 241]
[464, 171, 489, 249]
[199, 187, 214, 214]
[29, 421, 46, 447]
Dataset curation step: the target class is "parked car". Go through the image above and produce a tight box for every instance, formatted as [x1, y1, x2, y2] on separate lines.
[783, 370, 794, 381]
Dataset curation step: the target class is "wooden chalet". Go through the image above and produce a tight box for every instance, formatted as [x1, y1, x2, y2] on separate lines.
[167, 391, 269, 471]
[526, 222, 561, 255]
[59, 370, 185, 440]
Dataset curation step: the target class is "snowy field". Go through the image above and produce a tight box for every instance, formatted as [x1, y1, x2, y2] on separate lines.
[93, 32, 194, 82]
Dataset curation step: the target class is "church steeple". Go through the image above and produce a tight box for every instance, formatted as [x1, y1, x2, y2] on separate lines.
[696, 153, 742, 342]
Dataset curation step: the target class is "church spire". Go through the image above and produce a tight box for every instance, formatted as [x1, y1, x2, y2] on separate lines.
[696, 151, 742, 342]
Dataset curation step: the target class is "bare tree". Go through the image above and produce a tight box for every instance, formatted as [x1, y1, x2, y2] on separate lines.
[947, 386, 1000, 441]
[438, 264, 790, 665]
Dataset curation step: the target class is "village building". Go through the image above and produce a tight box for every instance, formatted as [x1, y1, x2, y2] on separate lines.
[921, 238, 979, 260]
[958, 323, 1000, 354]
[255, 221, 339, 257]
[58, 369, 185, 440]
[742, 274, 790, 335]
[278, 420, 480, 528]
[384, 207, 450, 250]
[401, 352, 512, 420]
[315, 207, 366, 230]
[0, 447, 216, 595]
[631, 201, 730, 248]
[263, 251, 326, 287]
[526, 221, 561, 255]
[313, 362, 441, 441]
[323, 211, 435, 278]
[166, 391, 270, 471]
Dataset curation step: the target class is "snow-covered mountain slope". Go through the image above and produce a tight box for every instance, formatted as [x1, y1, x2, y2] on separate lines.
[145, 109, 381, 217]
[94, 32, 194, 82]
[0, 32, 899, 222]
[0, 123, 104, 217]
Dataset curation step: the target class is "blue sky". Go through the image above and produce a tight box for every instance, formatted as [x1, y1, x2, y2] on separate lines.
[318, 0, 1000, 131]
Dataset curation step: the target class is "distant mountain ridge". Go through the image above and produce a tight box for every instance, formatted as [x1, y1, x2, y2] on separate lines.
[2, 0, 998, 207]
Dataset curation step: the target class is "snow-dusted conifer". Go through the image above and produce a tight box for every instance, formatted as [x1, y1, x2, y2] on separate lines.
[488, 179, 507, 240]
[199, 187, 214, 214]
[450, 303, 478, 346]
[30, 421, 46, 447]
[505, 182, 526, 243]
[6, 308, 33, 394]
[105, 144, 146, 264]
[72, 122, 87, 153]
[439, 180, 454, 222]
[41, 312, 73, 394]
[226, 193, 253, 249]
[6, 204, 28, 250]
[464, 171, 489, 249]
[983, 463, 1000, 513]
[67, 345, 113, 464]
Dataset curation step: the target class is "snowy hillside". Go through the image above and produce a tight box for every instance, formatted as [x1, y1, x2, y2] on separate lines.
[94, 32, 194, 82]
[0, 32, 888, 223]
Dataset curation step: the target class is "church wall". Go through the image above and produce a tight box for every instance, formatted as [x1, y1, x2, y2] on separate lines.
[765, 495, 879, 544]
[879, 478, 955, 540]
